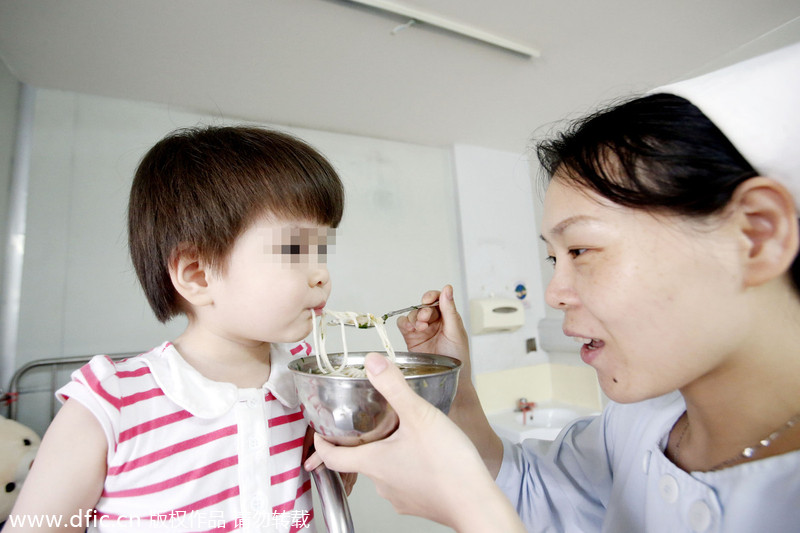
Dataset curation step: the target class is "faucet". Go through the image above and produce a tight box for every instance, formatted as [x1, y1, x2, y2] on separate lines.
[516, 398, 536, 425]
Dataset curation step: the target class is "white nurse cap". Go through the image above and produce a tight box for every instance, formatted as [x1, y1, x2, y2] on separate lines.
[655, 41, 800, 209]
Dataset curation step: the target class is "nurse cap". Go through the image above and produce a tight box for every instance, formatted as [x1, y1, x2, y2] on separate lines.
[655, 41, 800, 209]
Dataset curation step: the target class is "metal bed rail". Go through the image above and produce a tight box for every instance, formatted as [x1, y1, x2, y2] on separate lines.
[2, 352, 140, 422]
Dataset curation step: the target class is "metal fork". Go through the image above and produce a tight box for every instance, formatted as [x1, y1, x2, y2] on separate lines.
[328, 301, 440, 328]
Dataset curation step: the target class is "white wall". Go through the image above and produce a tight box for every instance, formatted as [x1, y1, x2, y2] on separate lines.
[452, 145, 547, 374]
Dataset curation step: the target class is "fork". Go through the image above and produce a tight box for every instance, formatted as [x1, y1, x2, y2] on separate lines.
[328, 301, 440, 328]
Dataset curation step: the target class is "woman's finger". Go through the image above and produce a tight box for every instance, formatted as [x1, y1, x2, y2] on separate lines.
[399, 290, 441, 330]
[363, 352, 434, 421]
[313, 431, 375, 473]
[421, 289, 441, 305]
[416, 290, 442, 325]
[303, 450, 324, 472]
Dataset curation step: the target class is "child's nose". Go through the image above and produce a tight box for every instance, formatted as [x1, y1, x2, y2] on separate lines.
[310, 265, 330, 287]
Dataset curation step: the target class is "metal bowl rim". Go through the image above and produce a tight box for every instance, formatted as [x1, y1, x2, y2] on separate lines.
[288, 351, 461, 381]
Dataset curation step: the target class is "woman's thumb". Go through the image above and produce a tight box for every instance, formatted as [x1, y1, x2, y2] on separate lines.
[364, 352, 425, 419]
[439, 284, 456, 313]
[438, 284, 465, 333]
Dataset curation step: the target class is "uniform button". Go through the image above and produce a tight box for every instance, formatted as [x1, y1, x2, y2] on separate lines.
[247, 398, 258, 408]
[658, 474, 679, 503]
[688, 500, 712, 532]
[642, 451, 652, 474]
[249, 437, 260, 449]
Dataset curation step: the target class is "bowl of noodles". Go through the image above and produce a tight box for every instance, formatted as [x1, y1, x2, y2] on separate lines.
[289, 308, 461, 445]
[289, 351, 461, 445]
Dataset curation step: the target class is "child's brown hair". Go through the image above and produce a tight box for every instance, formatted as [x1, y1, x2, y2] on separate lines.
[128, 125, 345, 322]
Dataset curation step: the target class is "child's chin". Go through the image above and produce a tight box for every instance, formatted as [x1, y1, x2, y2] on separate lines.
[280, 325, 313, 344]
[270, 335, 306, 345]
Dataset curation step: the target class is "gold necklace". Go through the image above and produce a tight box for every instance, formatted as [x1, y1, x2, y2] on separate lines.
[672, 411, 800, 471]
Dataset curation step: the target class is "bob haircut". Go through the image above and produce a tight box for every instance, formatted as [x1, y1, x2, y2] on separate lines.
[128, 125, 345, 322]
[536, 93, 800, 294]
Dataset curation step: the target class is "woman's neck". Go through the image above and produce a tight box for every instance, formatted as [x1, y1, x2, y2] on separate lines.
[673, 285, 800, 471]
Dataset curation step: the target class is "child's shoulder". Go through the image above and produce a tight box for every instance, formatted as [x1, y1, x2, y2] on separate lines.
[83, 344, 164, 378]
[58, 344, 167, 405]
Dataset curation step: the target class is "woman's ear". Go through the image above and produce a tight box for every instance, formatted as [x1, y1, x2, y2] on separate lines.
[168, 246, 214, 308]
[731, 177, 799, 287]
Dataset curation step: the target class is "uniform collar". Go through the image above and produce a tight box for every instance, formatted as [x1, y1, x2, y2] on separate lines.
[141, 341, 305, 418]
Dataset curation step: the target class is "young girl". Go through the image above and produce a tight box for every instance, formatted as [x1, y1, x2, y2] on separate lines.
[310, 43, 800, 532]
[8, 126, 345, 532]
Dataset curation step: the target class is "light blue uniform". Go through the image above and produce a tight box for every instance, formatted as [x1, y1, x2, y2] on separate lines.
[495, 392, 800, 532]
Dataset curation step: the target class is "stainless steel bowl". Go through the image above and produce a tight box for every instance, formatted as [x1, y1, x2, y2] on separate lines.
[289, 351, 461, 446]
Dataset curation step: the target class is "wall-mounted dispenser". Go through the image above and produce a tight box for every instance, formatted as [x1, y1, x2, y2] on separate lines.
[469, 297, 524, 334]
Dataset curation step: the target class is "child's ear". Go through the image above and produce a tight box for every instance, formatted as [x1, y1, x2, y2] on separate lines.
[731, 177, 799, 287]
[168, 246, 214, 308]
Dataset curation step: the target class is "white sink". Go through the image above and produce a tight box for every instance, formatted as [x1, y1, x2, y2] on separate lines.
[488, 403, 599, 443]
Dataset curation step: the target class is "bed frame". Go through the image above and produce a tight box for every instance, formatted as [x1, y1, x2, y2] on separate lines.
[2, 353, 139, 429]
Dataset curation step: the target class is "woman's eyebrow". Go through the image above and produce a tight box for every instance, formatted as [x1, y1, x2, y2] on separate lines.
[540, 215, 598, 242]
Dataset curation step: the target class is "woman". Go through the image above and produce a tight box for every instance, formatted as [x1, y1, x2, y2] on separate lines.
[310, 42, 800, 532]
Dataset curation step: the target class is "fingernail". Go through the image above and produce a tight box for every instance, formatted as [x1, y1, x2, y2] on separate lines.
[366, 354, 389, 375]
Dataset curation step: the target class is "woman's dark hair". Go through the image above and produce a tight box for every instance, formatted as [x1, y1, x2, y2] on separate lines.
[536, 93, 800, 294]
[128, 125, 345, 322]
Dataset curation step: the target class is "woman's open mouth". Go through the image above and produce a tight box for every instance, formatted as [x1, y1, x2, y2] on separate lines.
[573, 337, 601, 347]
[572, 337, 604, 364]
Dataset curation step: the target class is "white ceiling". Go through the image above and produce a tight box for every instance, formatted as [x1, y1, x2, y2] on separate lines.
[1, 1, 799, 153]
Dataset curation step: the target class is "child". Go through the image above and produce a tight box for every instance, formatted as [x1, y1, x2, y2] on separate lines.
[8, 125, 345, 532]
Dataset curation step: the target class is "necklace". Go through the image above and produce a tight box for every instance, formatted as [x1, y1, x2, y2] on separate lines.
[672, 411, 800, 471]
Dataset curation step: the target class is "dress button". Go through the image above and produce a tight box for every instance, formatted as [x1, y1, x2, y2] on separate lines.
[247, 398, 258, 408]
[688, 500, 712, 532]
[251, 496, 264, 510]
[658, 474, 679, 503]
[249, 437, 260, 449]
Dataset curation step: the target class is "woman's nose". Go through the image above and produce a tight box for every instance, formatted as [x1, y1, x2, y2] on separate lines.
[544, 266, 577, 310]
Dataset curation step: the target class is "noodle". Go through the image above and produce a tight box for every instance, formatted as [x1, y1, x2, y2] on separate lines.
[310, 309, 396, 377]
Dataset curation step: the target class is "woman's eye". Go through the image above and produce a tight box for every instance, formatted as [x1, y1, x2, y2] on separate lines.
[544, 248, 590, 268]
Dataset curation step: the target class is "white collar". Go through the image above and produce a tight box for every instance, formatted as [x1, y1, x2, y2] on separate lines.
[140, 342, 302, 419]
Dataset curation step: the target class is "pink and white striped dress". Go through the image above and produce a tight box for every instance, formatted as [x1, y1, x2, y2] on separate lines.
[56, 341, 314, 532]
